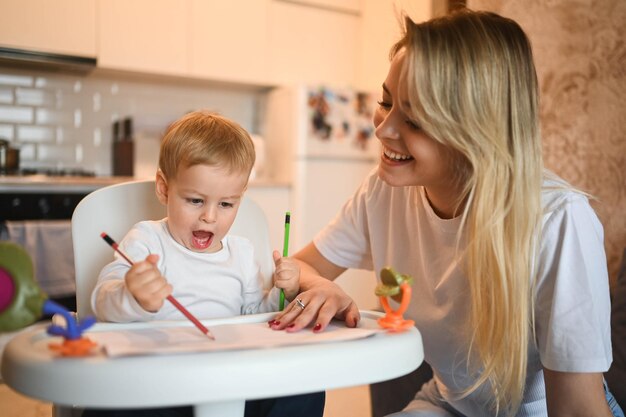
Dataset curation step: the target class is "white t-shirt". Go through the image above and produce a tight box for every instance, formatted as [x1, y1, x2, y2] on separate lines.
[314, 170, 612, 416]
[92, 219, 280, 322]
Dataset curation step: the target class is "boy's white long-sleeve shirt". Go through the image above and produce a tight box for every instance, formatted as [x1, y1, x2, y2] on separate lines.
[92, 219, 280, 322]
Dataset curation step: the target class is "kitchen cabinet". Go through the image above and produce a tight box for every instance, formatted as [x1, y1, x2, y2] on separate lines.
[0, 0, 367, 87]
[356, 0, 432, 91]
[189, 0, 269, 85]
[0, 0, 429, 90]
[288, 0, 361, 14]
[97, 0, 188, 76]
[267, 0, 360, 86]
[0, 0, 96, 57]
[190, 0, 362, 86]
[98, 0, 270, 85]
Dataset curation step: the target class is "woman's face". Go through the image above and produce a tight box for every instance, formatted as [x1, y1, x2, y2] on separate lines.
[374, 53, 459, 193]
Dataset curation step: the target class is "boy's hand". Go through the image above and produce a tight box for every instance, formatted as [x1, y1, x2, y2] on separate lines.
[124, 254, 172, 312]
[272, 250, 300, 301]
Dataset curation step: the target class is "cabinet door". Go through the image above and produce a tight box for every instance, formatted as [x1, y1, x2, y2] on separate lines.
[287, 0, 361, 14]
[97, 0, 188, 76]
[356, 0, 432, 91]
[268, 0, 359, 86]
[0, 0, 96, 57]
[189, 0, 269, 85]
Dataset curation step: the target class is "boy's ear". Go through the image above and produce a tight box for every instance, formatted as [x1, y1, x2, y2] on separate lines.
[155, 170, 169, 205]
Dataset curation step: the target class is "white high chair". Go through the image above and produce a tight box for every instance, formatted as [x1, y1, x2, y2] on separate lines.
[51, 179, 275, 416]
[3, 178, 424, 417]
[71, 179, 274, 320]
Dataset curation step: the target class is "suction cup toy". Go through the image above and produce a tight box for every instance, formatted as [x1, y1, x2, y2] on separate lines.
[375, 267, 415, 332]
[0, 241, 97, 356]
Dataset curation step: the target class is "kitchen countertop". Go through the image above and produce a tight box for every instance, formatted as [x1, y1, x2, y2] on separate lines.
[0, 175, 135, 193]
[0, 175, 290, 193]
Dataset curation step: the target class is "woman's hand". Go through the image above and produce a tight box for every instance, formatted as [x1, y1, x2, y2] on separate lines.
[270, 276, 360, 333]
[269, 242, 360, 332]
[124, 254, 172, 312]
[272, 250, 300, 301]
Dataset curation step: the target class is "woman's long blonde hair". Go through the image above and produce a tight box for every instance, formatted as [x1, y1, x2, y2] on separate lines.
[393, 10, 543, 415]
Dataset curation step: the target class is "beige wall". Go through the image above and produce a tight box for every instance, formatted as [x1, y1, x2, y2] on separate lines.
[469, 0, 626, 287]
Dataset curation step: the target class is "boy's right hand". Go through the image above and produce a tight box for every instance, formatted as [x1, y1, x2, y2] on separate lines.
[124, 254, 172, 313]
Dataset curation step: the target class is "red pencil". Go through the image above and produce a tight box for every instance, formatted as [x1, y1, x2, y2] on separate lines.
[100, 232, 215, 340]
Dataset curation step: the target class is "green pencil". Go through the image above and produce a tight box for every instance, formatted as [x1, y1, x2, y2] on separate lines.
[279, 211, 291, 310]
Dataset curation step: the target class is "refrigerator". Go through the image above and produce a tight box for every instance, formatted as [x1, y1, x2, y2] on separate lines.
[264, 86, 381, 310]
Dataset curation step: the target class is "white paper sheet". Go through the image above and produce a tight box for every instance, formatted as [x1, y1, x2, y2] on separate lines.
[88, 321, 381, 357]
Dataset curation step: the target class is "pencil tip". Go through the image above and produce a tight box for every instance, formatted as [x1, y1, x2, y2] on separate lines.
[101, 233, 115, 246]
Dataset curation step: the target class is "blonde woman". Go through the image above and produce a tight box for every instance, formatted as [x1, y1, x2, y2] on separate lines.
[271, 9, 623, 417]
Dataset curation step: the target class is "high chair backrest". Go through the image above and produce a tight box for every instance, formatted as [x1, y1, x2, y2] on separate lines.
[71, 179, 274, 319]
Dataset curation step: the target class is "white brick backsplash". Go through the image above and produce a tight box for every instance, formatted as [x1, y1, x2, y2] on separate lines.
[0, 87, 13, 104]
[37, 143, 77, 163]
[0, 66, 260, 175]
[33, 76, 75, 90]
[0, 73, 33, 87]
[17, 125, 55, 142]
[35, 108, 74, 125]
[93, 127, 102, 146]
[0, 105, 33, 123]
[15, 87, 53, 106]
[18, 143, 36, 161]
[58, 127, 93, 145]
[0, 124, 14, 140]
[75, 144, 83, 163]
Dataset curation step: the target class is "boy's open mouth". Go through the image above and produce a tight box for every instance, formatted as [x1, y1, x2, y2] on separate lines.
[192, 230, 214, 250]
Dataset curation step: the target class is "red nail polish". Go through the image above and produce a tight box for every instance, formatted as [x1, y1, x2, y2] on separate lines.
[268, 319, 276, 326]
[287, 323, 295, 328]
[313, 323, 322, 332]
[271, 321, 280, 326]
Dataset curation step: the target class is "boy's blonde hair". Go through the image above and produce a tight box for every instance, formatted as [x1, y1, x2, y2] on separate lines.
[159, 110, 255, 180]
[393, 10, 543, 416]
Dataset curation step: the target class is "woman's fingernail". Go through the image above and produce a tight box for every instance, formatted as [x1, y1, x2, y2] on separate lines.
[313, 323, 322, 332]
[287, 323, 296, 329]
[268, 319, 276, 326]
[271, 321, 280, 327]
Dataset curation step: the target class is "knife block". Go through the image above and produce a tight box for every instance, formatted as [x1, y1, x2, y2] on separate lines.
[112, 141, 134, 176]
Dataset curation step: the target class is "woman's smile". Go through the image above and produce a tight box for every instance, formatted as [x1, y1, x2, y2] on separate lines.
[382, 146, 414, 163]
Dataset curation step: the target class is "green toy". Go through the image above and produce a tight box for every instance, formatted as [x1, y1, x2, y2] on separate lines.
[0, 241, 97, 355]
[0, 241, 47, 331]
[375, 267, 414, 301]
[375, 266, 415, 332]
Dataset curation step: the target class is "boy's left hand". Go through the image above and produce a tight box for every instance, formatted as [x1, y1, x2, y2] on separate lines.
[272, 250, 300, 301]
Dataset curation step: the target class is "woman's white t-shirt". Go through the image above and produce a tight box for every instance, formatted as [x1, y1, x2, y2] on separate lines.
[314, 170, 612, 416]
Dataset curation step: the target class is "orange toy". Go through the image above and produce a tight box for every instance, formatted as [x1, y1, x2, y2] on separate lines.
[48, 337, 98, 357]
[375, 267, 415, 332]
